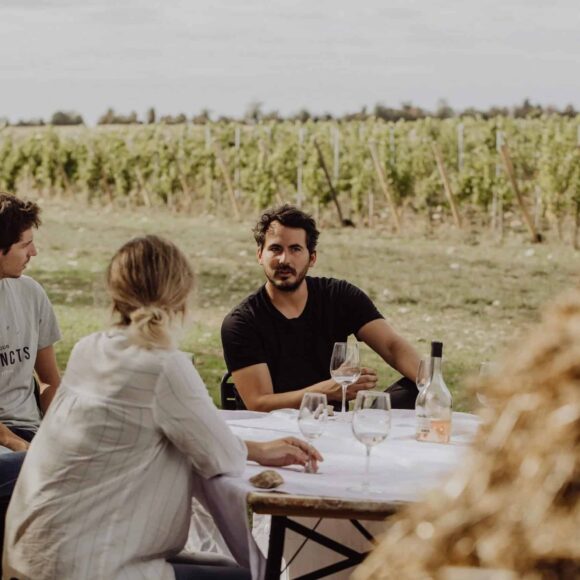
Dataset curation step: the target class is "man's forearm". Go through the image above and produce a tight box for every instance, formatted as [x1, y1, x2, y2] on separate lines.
[390, 338, 421, 380]
[39, 383, 58, 414]
[0, 421, 28, 452]
[245, 379, 339, 412]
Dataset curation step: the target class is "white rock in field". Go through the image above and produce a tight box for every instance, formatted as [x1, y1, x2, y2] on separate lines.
[446, 247, 456, 255]
[398, 307, 409, 314]
[238, 250, 248, 256]
[524, 249, 535, 257]
[449, 263, 460, 270]
[492, 300, 501, 307]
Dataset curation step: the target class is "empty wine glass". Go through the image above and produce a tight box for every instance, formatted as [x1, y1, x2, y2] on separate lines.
[478, 361, 498, 407]
[330, 342, 361, 420]
[350, 391, 391, 493]
[416, 357, 431, 393]
[298, 393, 328, 473]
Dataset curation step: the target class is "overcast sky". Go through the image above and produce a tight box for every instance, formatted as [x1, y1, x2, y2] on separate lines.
[1, 0, 579, 124]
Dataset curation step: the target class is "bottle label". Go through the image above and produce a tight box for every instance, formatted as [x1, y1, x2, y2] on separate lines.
[416, 418, 451, 444]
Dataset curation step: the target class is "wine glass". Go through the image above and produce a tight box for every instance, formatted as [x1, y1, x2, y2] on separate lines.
[298, 393, 328, 473]
[416, 357, 431, 393]
[350, 391, 391, 493]
[477, 361, 498, 407]
[329, 342, 361, 420]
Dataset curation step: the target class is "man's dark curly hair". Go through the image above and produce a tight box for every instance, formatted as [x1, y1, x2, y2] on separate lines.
[0, 193, 41, 255]
[253, 204, 320, 254]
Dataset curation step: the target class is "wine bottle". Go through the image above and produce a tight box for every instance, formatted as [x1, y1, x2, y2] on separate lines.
[415, 341, 452, 444]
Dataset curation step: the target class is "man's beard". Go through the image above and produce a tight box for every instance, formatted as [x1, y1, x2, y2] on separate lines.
[266, 265, 308, 292]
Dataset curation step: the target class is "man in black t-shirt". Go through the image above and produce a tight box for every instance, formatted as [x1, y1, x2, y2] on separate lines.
[221, 205, 421, 411]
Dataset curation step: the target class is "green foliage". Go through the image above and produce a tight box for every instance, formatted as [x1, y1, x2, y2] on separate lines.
[1, 117, 579, 226]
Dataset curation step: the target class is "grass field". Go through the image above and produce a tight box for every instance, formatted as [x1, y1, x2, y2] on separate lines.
[27, 198, 579, 411]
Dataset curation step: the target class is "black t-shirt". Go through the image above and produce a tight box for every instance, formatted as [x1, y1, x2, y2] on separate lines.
[221, 277, 384, 394]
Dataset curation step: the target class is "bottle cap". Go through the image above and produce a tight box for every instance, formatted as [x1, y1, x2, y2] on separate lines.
[431, 341, 443, 357]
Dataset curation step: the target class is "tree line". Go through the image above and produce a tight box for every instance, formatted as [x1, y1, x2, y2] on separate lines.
[1, 99, 578, 128]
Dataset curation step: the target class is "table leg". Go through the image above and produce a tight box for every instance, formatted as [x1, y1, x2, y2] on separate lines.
[265, 516, 286, 580]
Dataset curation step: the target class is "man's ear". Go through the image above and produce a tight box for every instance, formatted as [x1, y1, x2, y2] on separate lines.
[257, 247, 263, 264]
[309, 251, 317, 267]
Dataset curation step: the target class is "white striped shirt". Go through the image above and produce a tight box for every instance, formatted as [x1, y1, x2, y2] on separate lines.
[3, 330, 247, 580]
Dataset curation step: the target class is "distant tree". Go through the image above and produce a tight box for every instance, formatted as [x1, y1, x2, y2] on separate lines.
[97, 108, 140, 125]
[562, 104, 577, 118]
[513, 98, 542, 119]
[97, 108, 115, 125]
[435, 99, 454, 119]
[313, 112, 334, 122]
[50, 110, 84, 126]
[15, 118, 45, 127]
[262, 109, 281, 122]
[146, 107, 156, 124]
[483, 105, 510, 119]
[244, 101, 263, 124]
[460, 107, 482, 118]
[159, 113, 187, 125]
[291, 108, 312, 123]
[192, 108, 211, 124]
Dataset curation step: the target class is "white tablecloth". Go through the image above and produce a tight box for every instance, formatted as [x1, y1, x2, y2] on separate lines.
[190, 409, 480, 580]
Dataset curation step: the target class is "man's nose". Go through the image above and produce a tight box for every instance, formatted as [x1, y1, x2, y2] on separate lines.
[278, 250, 288, 263]
[29, 243, 38, 257]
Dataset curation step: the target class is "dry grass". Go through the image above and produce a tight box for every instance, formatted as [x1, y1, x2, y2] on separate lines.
[28, 198, 579, 409]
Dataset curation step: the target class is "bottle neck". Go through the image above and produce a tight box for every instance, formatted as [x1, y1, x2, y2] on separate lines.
[431, 356, 442, 377]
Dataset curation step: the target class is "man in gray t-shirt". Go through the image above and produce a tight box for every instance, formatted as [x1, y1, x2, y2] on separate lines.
[0, 193, 61, 453]
[0, 193, 61, 557]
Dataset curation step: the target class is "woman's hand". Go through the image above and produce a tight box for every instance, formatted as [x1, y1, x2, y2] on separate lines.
[245, 437, 323, 472]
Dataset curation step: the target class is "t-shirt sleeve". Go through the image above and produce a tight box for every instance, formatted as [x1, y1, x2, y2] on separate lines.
[152, 352, 248, 478]
[221, 311, 267, 373]
[35, 282, 61, 350]
[335, 280, 384, 337]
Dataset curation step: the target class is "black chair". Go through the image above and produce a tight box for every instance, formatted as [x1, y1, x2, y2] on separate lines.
[219, 372, 246, 411]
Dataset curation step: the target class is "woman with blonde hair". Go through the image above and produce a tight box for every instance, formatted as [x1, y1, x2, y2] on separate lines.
[3, 235, 320, 580]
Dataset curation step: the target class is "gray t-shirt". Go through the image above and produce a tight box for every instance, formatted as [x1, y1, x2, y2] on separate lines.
[0, 275, 61, 430]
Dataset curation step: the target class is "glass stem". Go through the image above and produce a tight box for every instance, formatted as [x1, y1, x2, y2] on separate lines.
[341, 383, 347, 414]
[363, 446, 371, 490]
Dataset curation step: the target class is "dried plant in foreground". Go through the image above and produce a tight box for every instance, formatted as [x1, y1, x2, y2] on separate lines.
[354, 289, 580, 580]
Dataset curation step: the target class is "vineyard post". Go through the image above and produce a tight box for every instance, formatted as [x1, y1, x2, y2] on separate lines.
[234, 126, 241, 199]
[368, 140, 402, 233]
[313, 136, 346, 226]
[368, 191, 374, 228]
[499, 143, 542, 243]
[457, 123, 464, 172]
[296, 126, 305, 207]
[314, 197, 320, 225]
[204, 125, 213, 212]
[432, 143, 462, 229]
[534, 185, 542, 233]
[333, 126, 340, 190]
[493, 130, 504, 238]
[574, 199, 580, 251]
[389, 124, 396, 164]
[213, 141, 241, 221]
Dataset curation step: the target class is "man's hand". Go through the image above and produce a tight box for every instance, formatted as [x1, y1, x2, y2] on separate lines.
[0, 422, 29, 452]
[246, 437, 323, 472]
[346, 367, 378, 399]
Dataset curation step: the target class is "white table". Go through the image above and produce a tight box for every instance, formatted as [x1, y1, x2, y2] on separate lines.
[190, 409, 480, 580]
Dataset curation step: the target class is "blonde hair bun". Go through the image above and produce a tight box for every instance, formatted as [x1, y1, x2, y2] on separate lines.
[106, 235, 194, 350]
